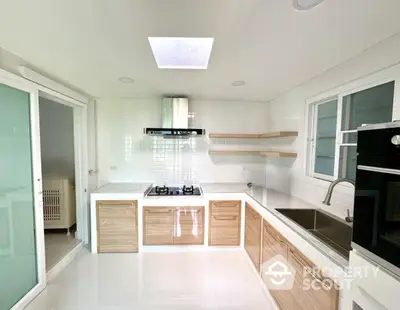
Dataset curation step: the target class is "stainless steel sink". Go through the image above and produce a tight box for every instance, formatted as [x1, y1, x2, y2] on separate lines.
[276, 208, 352, 259]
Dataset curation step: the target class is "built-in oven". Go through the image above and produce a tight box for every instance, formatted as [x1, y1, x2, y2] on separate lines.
[352, 122, 400, 276]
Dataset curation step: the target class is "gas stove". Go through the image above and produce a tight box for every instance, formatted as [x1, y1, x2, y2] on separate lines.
[147, 185, 201, 196]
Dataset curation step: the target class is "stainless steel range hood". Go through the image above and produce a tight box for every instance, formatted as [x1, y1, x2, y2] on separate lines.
[144, 97, 205, 136]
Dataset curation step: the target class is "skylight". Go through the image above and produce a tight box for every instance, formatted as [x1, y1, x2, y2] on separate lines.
[148, 37, 214, 69]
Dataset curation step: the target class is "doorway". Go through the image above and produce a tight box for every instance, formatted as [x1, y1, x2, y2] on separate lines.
[0, 68, 89, 310]
[38, 97, 80, 272]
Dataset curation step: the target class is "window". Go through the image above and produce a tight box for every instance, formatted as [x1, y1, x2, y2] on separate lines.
[309, 81, 394, 181]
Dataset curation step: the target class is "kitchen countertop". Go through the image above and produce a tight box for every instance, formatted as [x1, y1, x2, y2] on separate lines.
[90, 182, 348, 268]
[91, 183, 152, 194]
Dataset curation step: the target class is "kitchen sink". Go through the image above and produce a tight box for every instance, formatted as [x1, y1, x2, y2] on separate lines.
[276, 208, 352, 259]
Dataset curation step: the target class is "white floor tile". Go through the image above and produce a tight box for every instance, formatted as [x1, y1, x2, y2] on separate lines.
[26, 249, 276, 310]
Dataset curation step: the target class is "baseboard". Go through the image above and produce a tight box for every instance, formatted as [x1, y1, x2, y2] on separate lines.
[46, 242, 83, 282]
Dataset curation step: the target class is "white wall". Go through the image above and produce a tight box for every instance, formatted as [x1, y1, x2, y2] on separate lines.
[266, 32, 400, 219]
[39, 97, 75, 179]
[96, 98, 268, 186]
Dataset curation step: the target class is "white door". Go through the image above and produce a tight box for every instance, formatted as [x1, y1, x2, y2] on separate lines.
[0, 73, 46, 310]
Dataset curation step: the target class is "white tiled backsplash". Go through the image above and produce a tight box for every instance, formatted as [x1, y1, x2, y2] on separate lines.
[96, 98, 269, 186]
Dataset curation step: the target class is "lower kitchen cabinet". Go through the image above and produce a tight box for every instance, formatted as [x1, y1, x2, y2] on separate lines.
[209, 200, 241, 246]
[96, 200, 138, 253]
[143, 206, 205, 245]
[261, 219, 339, 310]
[173, 207, 204, 245]
[244, 203, 262, 271]
[143, 207, 174, 245]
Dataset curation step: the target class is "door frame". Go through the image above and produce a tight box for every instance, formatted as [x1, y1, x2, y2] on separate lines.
[38, 91, 89, 244]
[0, 67, 89, 309]
[0, 69, 46, 310]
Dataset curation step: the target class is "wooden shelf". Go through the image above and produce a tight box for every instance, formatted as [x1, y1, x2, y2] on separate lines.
[260, 151, 297, 158]
[209, 133, 262, 139]
[259, 131, 298, 138]
[208, 150, 261, 155]
[208, 150, 297, 158]
[209, 131, 298, 139]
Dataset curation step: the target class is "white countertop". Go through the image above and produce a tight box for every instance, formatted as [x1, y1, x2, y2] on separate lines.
[91, 183, 152, 194]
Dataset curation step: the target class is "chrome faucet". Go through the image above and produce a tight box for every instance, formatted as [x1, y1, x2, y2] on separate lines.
[322, 178, 355, 206]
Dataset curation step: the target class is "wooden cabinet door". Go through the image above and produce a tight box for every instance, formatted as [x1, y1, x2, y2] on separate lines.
[97, 200, 138, 253]
[244, 203, 262, 271]
[173, 207, 204, 245]
[287, 246, 339, 310]
[143, 207, 174, 245]
[262, 220, 298, 309]
[209, 200, 241, 246]
[262, 220, 288, 260]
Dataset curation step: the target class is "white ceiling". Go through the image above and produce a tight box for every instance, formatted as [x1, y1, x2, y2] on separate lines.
[0, 0, 400, 101]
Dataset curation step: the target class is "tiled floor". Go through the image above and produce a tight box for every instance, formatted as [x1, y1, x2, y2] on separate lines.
[45, 232, 81, 271]
[26, 249, 276, 310]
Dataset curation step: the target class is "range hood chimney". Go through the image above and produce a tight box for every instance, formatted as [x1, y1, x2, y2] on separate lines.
[144, 97, 205, 136]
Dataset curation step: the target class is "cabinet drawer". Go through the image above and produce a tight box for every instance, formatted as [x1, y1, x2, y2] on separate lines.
[210, 200, 241, 215]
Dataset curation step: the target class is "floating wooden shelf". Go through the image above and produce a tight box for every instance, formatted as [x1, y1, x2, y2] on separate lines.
[208, 150, 261, 155]
[209, 131, 298, 139]
[259, 151, 297, 158]
[208, 150, 297, 158]
[259, 131, 298, 138]
[209, 133, 262, 139]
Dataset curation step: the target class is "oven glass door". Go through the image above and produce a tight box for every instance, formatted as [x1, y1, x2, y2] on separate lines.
[353, 165, 400, 270]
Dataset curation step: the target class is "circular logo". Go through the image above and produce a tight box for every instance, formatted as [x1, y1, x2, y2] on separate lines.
[391, 135, 400, 146]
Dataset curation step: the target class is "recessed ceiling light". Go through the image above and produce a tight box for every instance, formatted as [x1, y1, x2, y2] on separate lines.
[148, 37, 214, 69]
[293, 0, 324, 10]
[232, 81, 246, 87]
[119, 77, 134, 83]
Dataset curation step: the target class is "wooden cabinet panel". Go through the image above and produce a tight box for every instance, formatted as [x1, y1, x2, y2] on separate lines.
[143, 206, 205, 245]
[262, 220, 288, 260]
[209, 201, 241, 246]
[244, 203, 262, 271]
[287, 246, 339, 310]
[261, 218, 338, 310]
[97, 200, 138, 253]
[143, 207, 174, 245]
[173, 207, 204, 245]
[261, 220, 295, 309]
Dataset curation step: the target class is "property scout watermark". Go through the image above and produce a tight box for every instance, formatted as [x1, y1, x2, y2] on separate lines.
[261, 254, 379, 291]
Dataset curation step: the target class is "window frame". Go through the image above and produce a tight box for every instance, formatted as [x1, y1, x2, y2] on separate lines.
[306, 70, 400, 183]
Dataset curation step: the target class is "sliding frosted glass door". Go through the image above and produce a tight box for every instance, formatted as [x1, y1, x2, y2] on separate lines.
[0, 79, 45, 310]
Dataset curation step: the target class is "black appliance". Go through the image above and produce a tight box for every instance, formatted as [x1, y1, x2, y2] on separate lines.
[147, 185, 202, 196]
[352, 122, 400, 276]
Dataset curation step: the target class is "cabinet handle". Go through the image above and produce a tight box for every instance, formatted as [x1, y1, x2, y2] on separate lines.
[213, 215, 237, 221]
[146, 209, 172, 214]
[289, 249, 329, 289]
